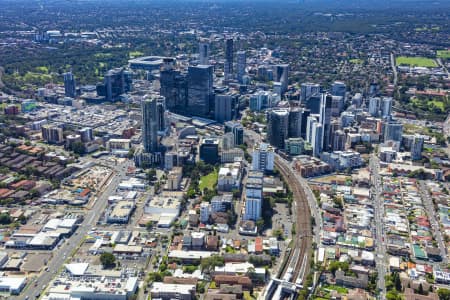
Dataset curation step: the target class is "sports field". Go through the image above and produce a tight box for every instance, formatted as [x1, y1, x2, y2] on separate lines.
[396, 56, 437, 68]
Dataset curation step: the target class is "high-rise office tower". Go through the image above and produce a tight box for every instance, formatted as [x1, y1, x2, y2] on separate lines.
[320, 93, 333, 152]
[41, 125, 64, 144]
[123, 70, 133, 92]
[341, 111, 355, 128]
[78, 127, 93, 143]
[384, 120, 403, 142]
[214, 94, 233, 123]
[63, 71, 76, 98]
[300, 108, 311, 140]
[311, 122, 323, 157]
[187, 65, 214, 117]
[368, 97, 381, 117]
[224, 121, 244, 146]
[352, 93, 363, 108]
[331, 81, 346, 99]
[141, 95, 159, 153]
[224, 38, 234, 81]
[411, 135, 424, 160]
[156, 96, 167, 133]
[329, 119, 341, 148]
[381, 97, 393, 118]
[369, 83, 379, 97]
[199, 138, 220, 164]
[306, 114, 319, 144]
[332, 130, 347, 151]
[300, 83, 321, 103]
[273, 82, 283, 97]
[257, 65, 270, 81]
[236, 51, 246, 83]
[160, 59, 188, 113]
[275, 64, 289, 95]
[288, 108, 302, 138]
[97, 68, 133, 102]
[221, 132, 235, 150]
[305, 93, 322, 114]
[267, 109, 289, 149]
[199, 40, 210, 65]
[331, 95, 344, 117]
[249, 90, 279, 111]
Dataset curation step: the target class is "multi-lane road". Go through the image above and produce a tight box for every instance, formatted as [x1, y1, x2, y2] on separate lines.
[369, 155, 387, 300]
[16, 159, 132, 300]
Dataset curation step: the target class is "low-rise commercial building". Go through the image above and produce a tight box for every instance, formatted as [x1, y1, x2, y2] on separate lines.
[150, 282, 196, 300]
[107, 201, 136, 224]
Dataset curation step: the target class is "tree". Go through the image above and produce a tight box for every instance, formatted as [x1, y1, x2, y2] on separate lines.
[273, 228, 284, 240]
[18, 214, 27, 225]
[328, 261, 349, 276]
[231, 189, 241, 199]
[154, 181, 161, 194]
[145, 221, 153, 230]
[438, 288, 450, 300]
[159, 262, 167, 272]
[394, 272, 402, 291]
[227, 209, 237, 226]
[29, 189, 40, 198]
[100, 252, 116, 268]
[146, 169, 157, 183]
[197, 281, 206, 293]
[200, 255, 224, 274]
[256, 219, 265, 232]
[187, 187, 197, 198]
[246, 266, 258, 281]
[0, 213, 11, 225]
[418, 283, 424, 295]
[147, 272, 163, 282]
[386, 290, 402, 300]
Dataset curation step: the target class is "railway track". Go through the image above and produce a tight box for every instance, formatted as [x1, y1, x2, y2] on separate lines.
[275, 157, 312, 285]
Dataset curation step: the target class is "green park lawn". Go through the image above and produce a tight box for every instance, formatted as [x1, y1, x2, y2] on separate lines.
[410, 97, 446, 112]
[199, 169, 218, 190]
[94, 52, 113, 58]
[429, 99, 445, 110]
[35, 66, 49, 73]
[243, 291, 257, 300]
[349, 58, 363, 64]
[437, 50, 450, 59]
[396, 56, 437, 68]
[322, 284, 348, 294]
[129, 51, 144, 58]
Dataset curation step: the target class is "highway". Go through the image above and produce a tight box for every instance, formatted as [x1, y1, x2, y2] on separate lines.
[16, 159, 132, 300]
[369, 154, 387, 300]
